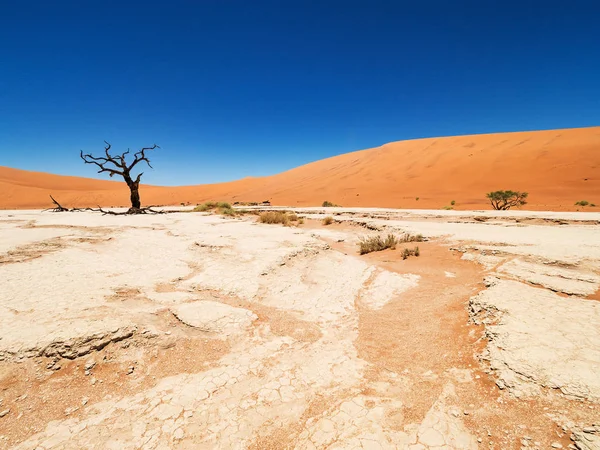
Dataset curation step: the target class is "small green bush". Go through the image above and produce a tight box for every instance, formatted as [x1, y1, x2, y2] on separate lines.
[575, 200, 590, 207]
[486, 190, 528, 210]
[415, 197, 420, 201]
[322, 201, 341, 207]
[450, 200, 456, 206]
[322, 216, 334, 225]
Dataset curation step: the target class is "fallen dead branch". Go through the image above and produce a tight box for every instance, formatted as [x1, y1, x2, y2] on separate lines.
[43, 195, 70, 212]
[42, 195, 168, 215]
[88, 206, 168, 215]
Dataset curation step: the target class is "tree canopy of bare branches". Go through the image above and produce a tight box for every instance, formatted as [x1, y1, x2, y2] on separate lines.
[80, 141, 159, 213]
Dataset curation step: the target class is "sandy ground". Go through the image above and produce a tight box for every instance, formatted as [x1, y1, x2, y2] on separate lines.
[0, 207, 599, 449]
[2, 126, 600, 211]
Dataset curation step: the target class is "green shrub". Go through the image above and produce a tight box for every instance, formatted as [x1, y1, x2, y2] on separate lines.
[415, 197, 419, 201]
[450, 200, 456, 206]
[575, 200, 590, 207]
[359, 234, 398, 254]
[486, 191, 528, 210]
[322, 201, 341, 207]
[298, 218, 305, 224]
[322, 216, 334, 225]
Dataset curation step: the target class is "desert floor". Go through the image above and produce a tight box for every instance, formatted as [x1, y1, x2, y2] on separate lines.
[0, 207, 599, 449]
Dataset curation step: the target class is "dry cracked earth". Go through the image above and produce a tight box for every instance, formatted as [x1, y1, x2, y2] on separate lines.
[0, 207, 599, 450]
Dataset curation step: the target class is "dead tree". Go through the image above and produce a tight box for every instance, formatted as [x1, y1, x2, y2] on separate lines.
[80, 141, 159, 214]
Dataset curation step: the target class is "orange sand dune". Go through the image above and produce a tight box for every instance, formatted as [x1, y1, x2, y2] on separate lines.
[2, 126, 600, 210]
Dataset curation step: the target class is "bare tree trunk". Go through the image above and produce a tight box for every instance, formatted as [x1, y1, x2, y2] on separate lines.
[124, 174, 142, 211]
[129, 185, 141, 210]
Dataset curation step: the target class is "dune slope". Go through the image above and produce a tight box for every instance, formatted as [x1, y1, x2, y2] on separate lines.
[1, 126, 599, 210]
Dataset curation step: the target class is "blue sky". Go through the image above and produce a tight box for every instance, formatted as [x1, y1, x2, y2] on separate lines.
[1, 0, 599, 185]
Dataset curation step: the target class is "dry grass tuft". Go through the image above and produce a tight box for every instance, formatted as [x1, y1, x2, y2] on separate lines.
[399, 233, 424, 243]
[259, 211, 290, 225]
[322, 216, 334, 225]
[358, 234, 398, 254]
[220, 206, 236, 216]
[358, 233, 424, 256]
[193, 201, 232, 212]
[401, 246, 420, 260]
[193, 201, 239, 217]
[257, 211, 304, 226]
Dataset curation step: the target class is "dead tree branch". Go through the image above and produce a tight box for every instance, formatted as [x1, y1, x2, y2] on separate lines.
[89, 206, 167, 216]
[46, 195, 69, 212]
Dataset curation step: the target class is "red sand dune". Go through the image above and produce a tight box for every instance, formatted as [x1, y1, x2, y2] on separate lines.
[2, 127, 599, 211]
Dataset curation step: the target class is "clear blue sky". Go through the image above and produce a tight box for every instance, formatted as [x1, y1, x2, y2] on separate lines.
[1, 1, 599, 185]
